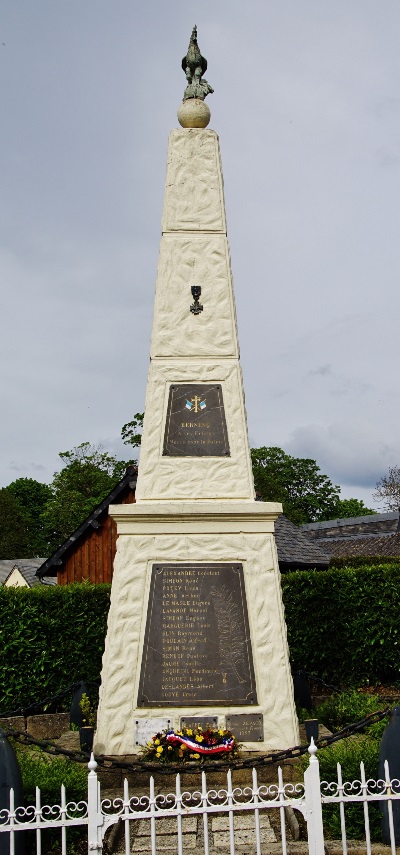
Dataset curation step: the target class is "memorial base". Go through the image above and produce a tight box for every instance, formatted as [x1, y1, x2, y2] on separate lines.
[95, 502, 299, 756]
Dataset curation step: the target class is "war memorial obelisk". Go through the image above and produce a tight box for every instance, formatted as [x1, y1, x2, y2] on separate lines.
[95, 28, 298, 755]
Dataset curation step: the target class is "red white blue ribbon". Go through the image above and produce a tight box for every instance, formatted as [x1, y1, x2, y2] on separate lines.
[165, 730, 234, 755]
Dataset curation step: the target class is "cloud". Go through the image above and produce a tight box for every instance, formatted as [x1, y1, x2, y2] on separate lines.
[285, 423, 398, 490]
[375, 148, 400, 169]
[309, 364, 332, 376]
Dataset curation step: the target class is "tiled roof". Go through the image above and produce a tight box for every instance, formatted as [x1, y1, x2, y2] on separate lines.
[0, 559, 56, 586]
[323, 534, 400, 559]
[300, 511, 400, 559]
[301, 511, 399, 539]
[274, 515, 330, 569]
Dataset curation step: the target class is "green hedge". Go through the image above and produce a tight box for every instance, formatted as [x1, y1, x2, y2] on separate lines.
[0, 583, 110, 711]
[329, 556, 400, 569]
[1, 565, 400, 711]
[281, 564, 400, 684]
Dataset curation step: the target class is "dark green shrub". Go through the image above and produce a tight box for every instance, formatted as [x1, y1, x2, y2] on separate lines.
[314, 691, 387, 735]
[281, 565, 400, 685]
[330, 557, 400, 569]
[2, 565, 400, 712]
[0, 584, 110, 711]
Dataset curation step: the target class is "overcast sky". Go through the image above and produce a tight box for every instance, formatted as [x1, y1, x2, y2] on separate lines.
[1, 1, 400, 509]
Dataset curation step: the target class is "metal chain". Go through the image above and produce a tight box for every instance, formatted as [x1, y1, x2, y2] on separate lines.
[296, 670, 340, 694]
[0, 670, 335, 720]
[0, 680, 99, 719]
[2, 706, 391, 774]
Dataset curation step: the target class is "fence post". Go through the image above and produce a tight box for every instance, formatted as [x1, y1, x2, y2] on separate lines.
[303, 738, 324, 855]
[87, 753, 102, 853]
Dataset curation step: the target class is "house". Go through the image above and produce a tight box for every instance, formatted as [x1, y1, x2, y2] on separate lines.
[36, 466, 137, 584]
[0, 559, 55, 587]
[301, 511, 400, 560]
[36, 463, 329, 582]
[274, 515, 330, 571]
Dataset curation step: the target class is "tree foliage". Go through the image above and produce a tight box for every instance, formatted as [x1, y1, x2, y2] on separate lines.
[0, 489, 31, 559]
[42, 443, 130, 550]
[251, 446, 341, 524]
[373, 466, 400, 511]
[0, 479, 52, 559]
[0, 424, 376, 559]
[121, 412, 144, 448]
[332, 497, 375, 519]
[5, 478, 52, 555]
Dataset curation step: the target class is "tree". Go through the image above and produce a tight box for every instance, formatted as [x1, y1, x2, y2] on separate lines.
[373, 466, 400, 511]
[0, 488, 31, 558]
[0, 479, 52, 558]
[251, 446, 341, 525]
[121, 412, 144, 448]
[331, 498, 375, 519]
[5, 478, 53, 555]
[42, 442, 131, 550]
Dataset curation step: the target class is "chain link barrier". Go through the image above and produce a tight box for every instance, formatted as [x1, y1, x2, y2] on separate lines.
[0, 680, 99, 719]
[1, 706, 391, 775]
[1, 671, 334, 721]
[296, 669, 340, 694]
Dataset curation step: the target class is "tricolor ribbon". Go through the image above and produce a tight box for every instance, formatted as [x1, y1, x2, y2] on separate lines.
[165, 730, 234, 755]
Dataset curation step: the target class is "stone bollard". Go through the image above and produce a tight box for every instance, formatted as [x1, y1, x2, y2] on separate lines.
[69, 681, 90, 729]
[0, 728, 25, 855]
[378, 706, 400, 845]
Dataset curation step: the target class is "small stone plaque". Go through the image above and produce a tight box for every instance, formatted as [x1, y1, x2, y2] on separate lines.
[180, 716, 218, 730]
[163, 384, 230, 457]
[138, 563, 257, 707]
[226, 714, 264, 742]
[134, 717, 171, 746]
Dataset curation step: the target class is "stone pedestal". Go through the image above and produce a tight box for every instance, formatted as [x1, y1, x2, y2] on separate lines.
[95, 502, 298, 754]
[95, 128, 299, 755]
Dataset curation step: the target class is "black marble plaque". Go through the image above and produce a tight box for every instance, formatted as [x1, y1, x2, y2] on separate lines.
[226, 714, 264, 742]
[138, 563, 257, 707]
[180, 716, 218, 730]
[163, 384, 230, 457]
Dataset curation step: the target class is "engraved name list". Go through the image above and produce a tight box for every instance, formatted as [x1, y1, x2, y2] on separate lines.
[138, 564, 257, 707]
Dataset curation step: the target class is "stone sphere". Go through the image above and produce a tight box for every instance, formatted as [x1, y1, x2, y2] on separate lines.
[177, 99, 211, 129]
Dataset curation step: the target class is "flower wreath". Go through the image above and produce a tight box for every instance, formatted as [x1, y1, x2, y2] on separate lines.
[141, 725, 241, 763]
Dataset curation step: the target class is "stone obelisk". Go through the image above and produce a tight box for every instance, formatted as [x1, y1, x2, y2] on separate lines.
[95, 27, 298, 755]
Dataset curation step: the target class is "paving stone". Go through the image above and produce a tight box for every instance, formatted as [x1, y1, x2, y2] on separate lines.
[55, 730, 81, 751]
[211, 814, 274, 831]
[27, 714, 70, 739]
[213, 827, 276, 847]
[133, 832, 197, 851]
[210, 812, 276, 847]
[135, 817, 197, 836]
[0, 716, 25, 732]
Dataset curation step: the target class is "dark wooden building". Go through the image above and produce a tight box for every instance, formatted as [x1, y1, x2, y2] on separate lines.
[36, 467, 137, 584]
[36, 466, 331, 584]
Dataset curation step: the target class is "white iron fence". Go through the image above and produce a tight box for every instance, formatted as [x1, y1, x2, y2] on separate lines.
[1, 743, 400, 855]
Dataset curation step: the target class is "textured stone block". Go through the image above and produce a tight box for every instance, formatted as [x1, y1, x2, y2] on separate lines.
[26, 713, 70, 739]
[0, 716, 25, 733]
[162, 130, 226, 233]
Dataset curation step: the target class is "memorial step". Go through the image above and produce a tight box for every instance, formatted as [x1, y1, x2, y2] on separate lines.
[111, 811, 277, 853]
[211, 813, 277, 848]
